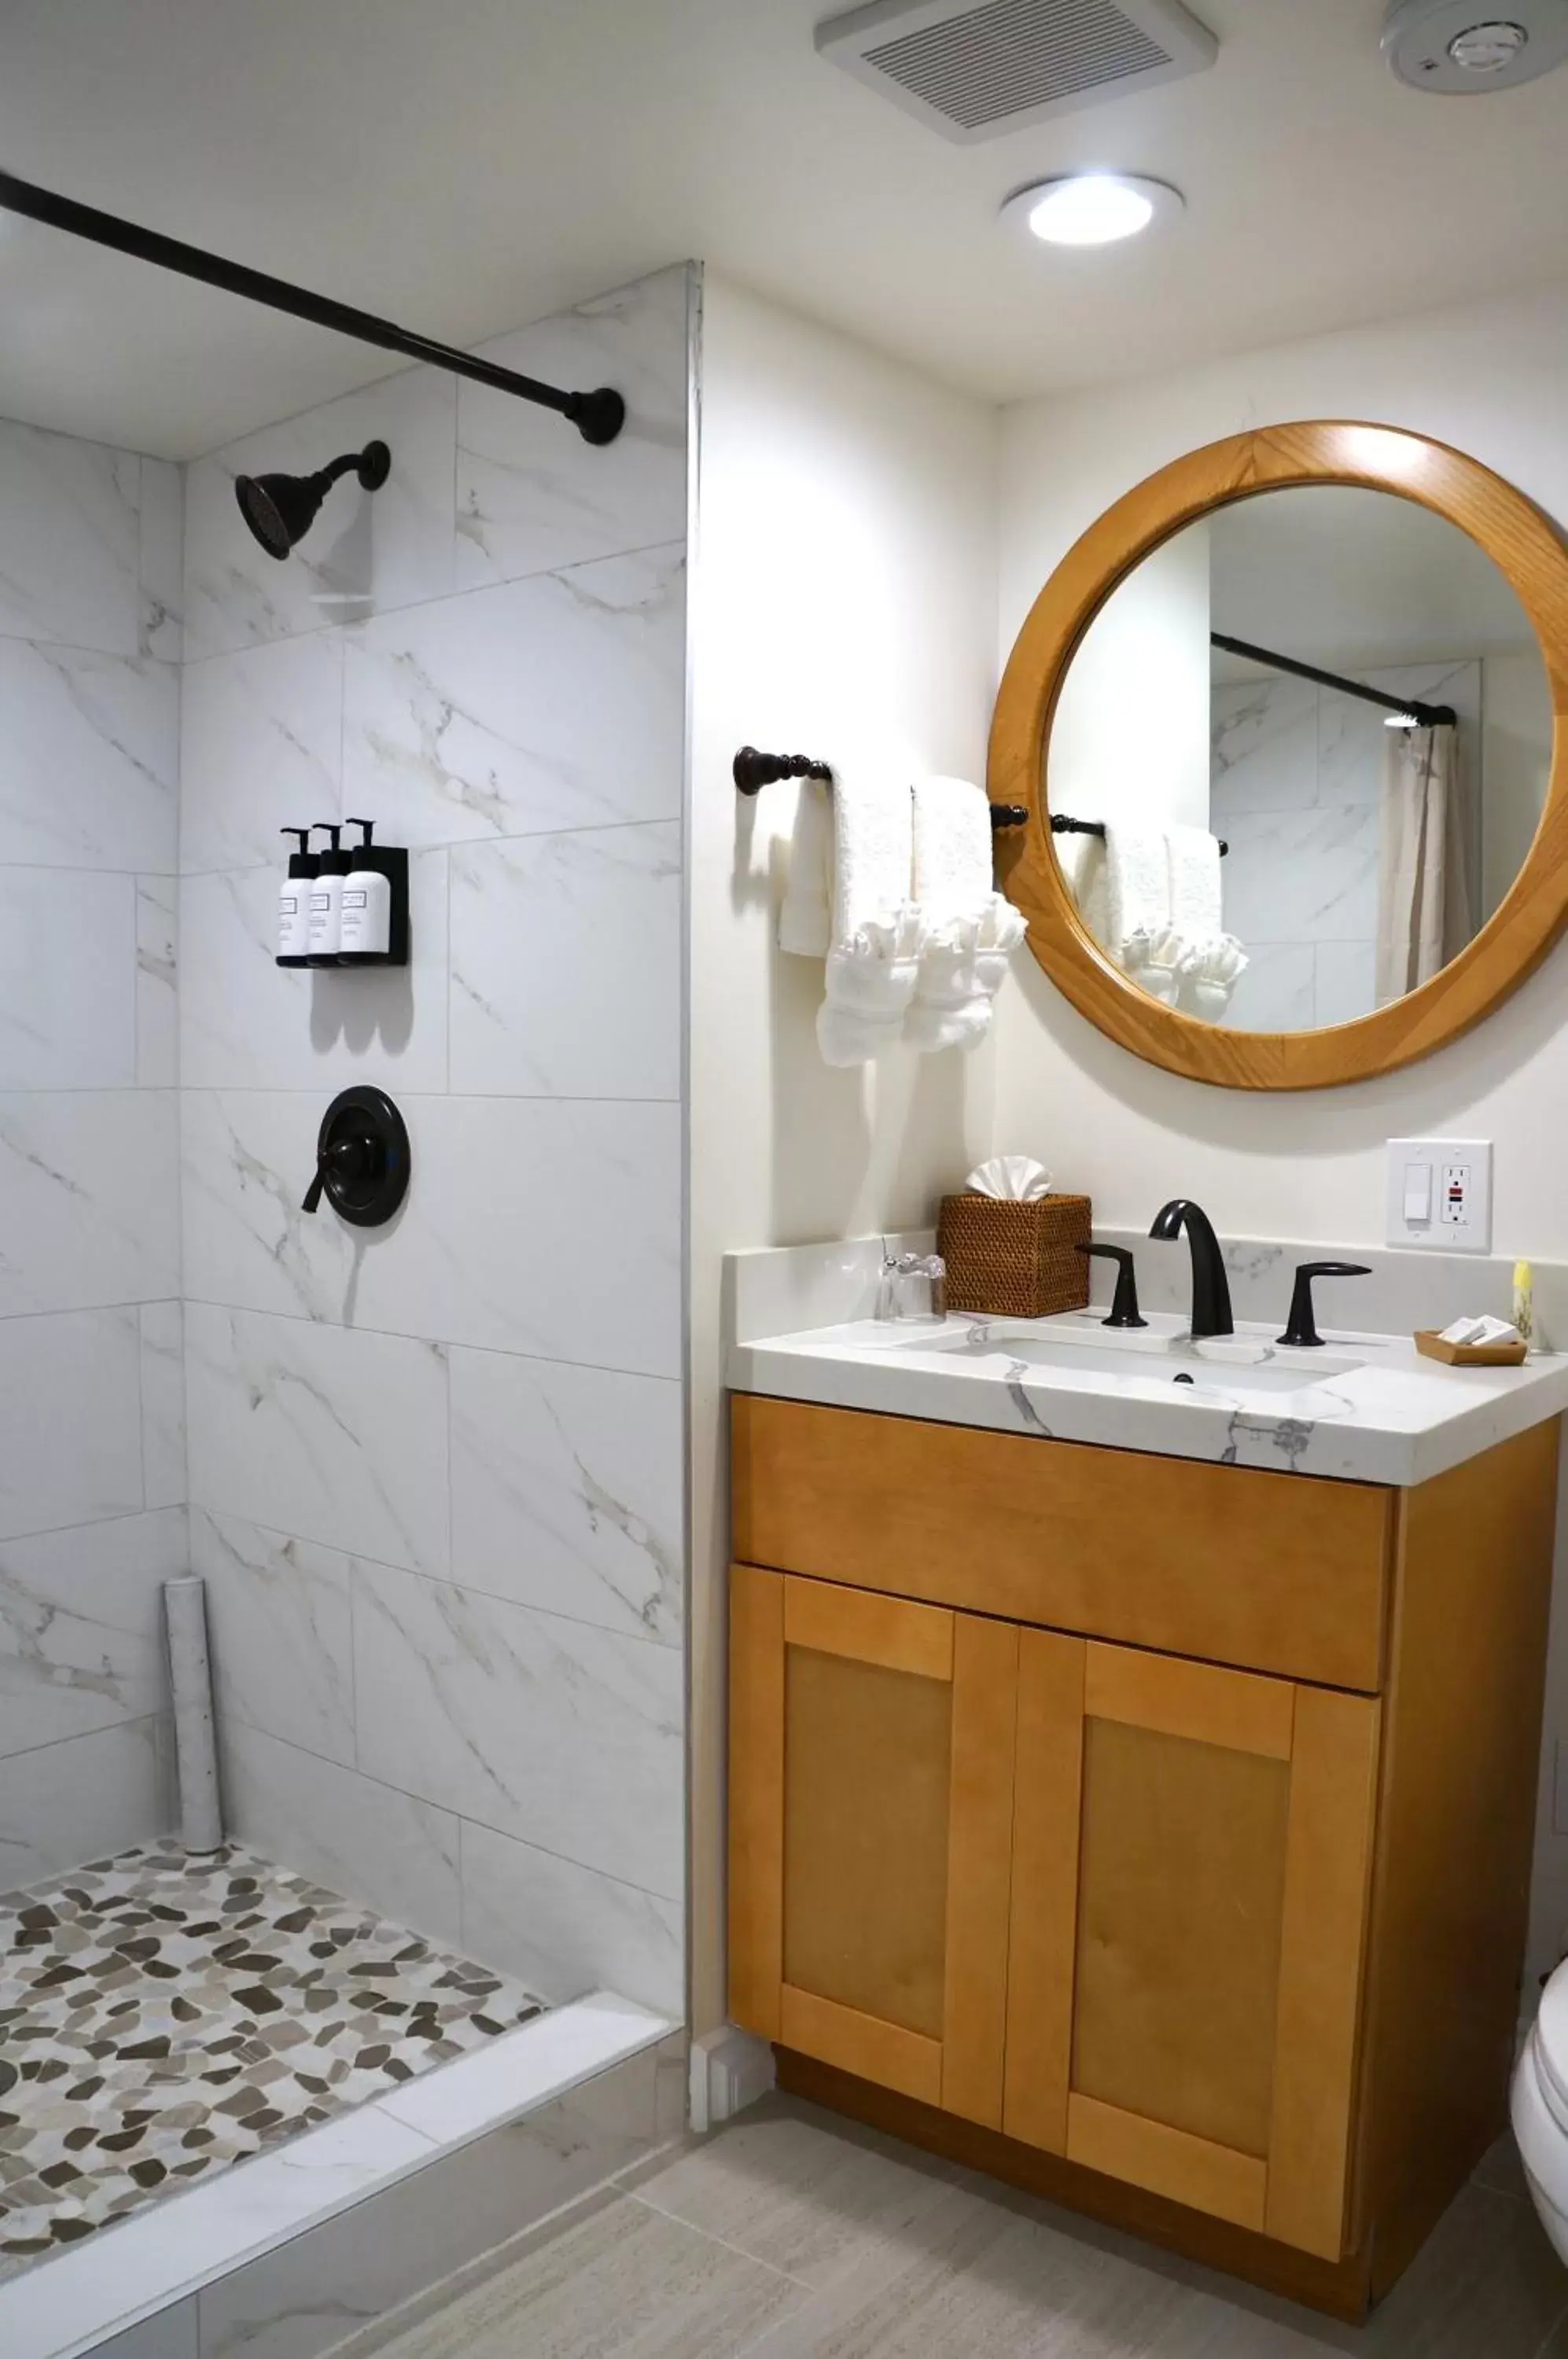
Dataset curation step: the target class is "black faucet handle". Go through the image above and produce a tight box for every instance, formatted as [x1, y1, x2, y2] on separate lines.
[1076, 1243, 1148, 1329]
[1277, 1260, 1371, 1349]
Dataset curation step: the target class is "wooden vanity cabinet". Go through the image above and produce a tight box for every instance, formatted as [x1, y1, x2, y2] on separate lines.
[727, 1393, 1560, 2320]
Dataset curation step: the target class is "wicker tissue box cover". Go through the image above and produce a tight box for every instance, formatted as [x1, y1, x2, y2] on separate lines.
[937, 1191, 1092, 1319]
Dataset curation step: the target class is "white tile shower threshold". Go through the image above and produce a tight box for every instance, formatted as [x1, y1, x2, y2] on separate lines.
[1, 1991, 675, 2359]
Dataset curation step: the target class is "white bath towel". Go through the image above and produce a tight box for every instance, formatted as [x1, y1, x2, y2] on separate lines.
[904, 776, 1025, 1052]
[778, 778, 833, 959]
[816, 774, 924, 1067]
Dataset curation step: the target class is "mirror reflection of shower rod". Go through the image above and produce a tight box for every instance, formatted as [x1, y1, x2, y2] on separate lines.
[1210, 631, 1457, 729]
[0, 167, 626, 447]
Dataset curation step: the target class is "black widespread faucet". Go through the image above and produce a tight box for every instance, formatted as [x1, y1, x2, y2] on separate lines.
[1149, 1200, 1234, 1338]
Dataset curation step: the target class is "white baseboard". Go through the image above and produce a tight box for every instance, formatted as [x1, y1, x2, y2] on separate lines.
[688, 2026, 775, 2134]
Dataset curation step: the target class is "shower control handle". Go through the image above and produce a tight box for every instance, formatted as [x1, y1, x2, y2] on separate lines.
[301, 1087, 411, 1227]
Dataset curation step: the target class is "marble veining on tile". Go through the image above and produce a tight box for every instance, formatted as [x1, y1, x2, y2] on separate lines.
[0, 636, 178, 873]
[0, 1841, 543, 2283]
[0, 420, 141, 656]
[341, 544, 686, 850]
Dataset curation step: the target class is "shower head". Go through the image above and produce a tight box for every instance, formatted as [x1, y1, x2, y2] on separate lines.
[234, 439, 391, 560]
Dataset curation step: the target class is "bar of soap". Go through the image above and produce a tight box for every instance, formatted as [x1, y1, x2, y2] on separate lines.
[1437, 1315, 1519, 1348]
[1438, 1316, 1486, 1345]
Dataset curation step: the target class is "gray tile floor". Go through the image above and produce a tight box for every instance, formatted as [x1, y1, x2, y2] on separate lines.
[359, 2092, 1568, 2358]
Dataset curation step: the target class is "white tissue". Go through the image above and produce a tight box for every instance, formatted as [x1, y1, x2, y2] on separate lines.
[965, 1155, 1052, 1202]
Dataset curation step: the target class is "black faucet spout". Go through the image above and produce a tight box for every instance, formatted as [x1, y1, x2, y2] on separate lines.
[1149, 1199, 1234, 1339]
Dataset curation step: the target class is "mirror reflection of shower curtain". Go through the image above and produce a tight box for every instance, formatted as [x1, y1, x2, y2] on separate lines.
[1376, 725, 1472, 1003]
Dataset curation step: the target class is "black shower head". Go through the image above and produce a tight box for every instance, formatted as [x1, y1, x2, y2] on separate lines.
[234, 439, 391, 561]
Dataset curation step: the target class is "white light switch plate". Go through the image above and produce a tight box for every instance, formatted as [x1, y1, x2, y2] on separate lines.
[1386, 1138, 1493, 1253]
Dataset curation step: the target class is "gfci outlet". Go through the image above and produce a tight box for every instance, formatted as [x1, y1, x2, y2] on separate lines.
[1386, 1138, 1493, 1253]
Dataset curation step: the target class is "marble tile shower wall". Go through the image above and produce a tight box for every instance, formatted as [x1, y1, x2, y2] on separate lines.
[179, 266, 692, 2020]
[0, 418, 186, 1889]
[1212, 659, 1480, 1032]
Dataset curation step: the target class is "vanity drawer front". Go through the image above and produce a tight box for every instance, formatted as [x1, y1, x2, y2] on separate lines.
[731, 1395, 1391, 1693]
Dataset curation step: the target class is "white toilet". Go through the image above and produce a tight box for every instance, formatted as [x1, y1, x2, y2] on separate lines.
[1514, 1960, 1568, 2262]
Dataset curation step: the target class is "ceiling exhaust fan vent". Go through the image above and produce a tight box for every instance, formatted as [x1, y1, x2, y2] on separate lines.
[815, 0, 1217, 143]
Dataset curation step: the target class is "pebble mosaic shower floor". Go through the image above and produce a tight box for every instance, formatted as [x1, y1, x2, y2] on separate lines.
[0, 1841, 545, 2280]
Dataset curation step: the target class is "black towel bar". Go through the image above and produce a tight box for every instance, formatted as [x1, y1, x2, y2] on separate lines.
[1051, 812, 1228, 856]
[733, 747, 1030, 830]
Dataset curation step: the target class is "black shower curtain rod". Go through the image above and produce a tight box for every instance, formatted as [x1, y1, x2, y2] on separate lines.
[1210, 631, 1456, 730]
[0, 167, 626, 445]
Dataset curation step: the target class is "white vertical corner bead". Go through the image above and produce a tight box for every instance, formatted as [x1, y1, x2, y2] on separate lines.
[688, 2026, 775, 2134]
[164, 1576, 224, 1853]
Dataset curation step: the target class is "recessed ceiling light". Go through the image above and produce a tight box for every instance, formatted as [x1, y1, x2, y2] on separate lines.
[1001, 173, 1184, 248]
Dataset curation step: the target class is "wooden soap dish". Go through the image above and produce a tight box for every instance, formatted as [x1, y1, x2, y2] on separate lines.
[1414, 1328, 1528, 1367]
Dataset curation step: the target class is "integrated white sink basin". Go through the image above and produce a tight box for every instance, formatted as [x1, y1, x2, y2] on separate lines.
[726, 1241, 1568, 1487]
[885, 1319, 1364, 1419]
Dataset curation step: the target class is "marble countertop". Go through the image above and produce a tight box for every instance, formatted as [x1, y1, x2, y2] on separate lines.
[728, 1292, 1568, 1489]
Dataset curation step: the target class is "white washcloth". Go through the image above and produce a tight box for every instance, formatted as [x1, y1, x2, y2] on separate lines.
[778, 778, 832, 958]
[816, 775, 924, 1067]
[905, 776, 1024, 1052]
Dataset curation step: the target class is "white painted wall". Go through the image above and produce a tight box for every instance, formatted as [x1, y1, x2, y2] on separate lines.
[1051, 524, 1211, 833]
[687, 276, 999, 2037]
[995, 276, 1568, 1987]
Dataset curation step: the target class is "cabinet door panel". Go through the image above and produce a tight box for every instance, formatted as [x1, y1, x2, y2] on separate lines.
[784, 1641, 951, 2035]
[729, 1566, 1018, 2129]
[1073, 1712, 1292, 2156]
[1004, 1632, 1380, 2261]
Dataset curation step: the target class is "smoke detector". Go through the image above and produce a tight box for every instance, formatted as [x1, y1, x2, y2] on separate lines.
[815, 0, 1217, 145]
[1383, 0, 1568, 91]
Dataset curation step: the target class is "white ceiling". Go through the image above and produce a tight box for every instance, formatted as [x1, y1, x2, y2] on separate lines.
[3, 0, 1568, 458]
[1208, 485, 1540, 672]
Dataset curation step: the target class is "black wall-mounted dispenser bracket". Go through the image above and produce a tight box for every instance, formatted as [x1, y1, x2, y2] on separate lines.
[302, 1087, 410, 1228]
[340, 819, 410, 968]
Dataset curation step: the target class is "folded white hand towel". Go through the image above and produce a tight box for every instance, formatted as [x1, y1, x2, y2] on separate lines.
[778, 778, 833, 958]
[1165, 823, 1224, 940]
[819, 907, 926, 1067]
[1103, 825, 1171, 968]
[1055, 830, 1110, 943]
[815, 774, 923, 1067]
[1179, 933, 1250, 1020]
[905, 776, 1025, 1053]
[1166, 824, 1247, 1019]
[905, 897, 1028, 1052]
[910, 775, 992, 922]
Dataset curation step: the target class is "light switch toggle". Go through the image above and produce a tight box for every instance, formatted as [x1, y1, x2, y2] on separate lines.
[1403, 1163, 1433, 1224]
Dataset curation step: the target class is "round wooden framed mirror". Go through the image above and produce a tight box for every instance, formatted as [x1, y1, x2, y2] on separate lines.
[990, 421, 1568, 1089]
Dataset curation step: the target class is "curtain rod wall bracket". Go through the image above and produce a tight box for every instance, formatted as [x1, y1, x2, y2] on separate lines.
[0, 167, 626, 445]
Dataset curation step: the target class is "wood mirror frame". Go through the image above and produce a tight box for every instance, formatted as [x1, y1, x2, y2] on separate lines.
[989, 421, 1568, 1090]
